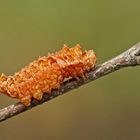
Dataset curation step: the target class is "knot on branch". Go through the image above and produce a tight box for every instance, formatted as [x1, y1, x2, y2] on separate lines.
[129, 42, 140, 65]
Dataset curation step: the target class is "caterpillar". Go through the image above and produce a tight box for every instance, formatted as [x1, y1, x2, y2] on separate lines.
[0, 44, 97, 106]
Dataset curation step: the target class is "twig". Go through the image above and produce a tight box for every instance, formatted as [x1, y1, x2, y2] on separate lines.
[0, 42, 140, 122]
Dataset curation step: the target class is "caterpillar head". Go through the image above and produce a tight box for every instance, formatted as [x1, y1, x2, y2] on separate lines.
[53, 44, 97, 69]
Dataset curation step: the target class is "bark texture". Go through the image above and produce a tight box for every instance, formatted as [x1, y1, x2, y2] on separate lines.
[0, 42, 140, 122]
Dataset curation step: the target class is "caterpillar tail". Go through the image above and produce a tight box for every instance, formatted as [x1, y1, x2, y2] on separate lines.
[0, 73, 7, 94]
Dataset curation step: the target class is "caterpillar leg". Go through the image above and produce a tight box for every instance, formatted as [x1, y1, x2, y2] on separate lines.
[33, 90, 43, 101]
[20, 95, 32, 106]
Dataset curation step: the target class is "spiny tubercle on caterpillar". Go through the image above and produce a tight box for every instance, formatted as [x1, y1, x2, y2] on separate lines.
[0, 44, 97, 106]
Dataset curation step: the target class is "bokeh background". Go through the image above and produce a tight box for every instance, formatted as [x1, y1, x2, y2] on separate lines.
[0, 0, 140, 140]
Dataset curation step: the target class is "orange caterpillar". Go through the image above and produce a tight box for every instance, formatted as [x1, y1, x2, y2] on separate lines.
[0, 44, 96, 106]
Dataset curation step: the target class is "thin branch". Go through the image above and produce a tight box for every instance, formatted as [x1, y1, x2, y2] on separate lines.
[0, 42, 140, 122]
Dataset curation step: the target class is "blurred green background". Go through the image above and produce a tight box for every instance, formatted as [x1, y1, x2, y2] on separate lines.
[0, 0, 140, 140]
